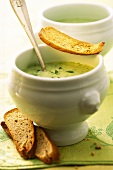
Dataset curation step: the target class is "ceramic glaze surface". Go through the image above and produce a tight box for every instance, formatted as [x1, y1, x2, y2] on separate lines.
[8, 45, 110, 146]
[37, 2, 113, 56]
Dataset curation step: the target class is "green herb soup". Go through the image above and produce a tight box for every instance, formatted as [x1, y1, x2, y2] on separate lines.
[24, 62, 94, 78]
[56, 18, 98, 23]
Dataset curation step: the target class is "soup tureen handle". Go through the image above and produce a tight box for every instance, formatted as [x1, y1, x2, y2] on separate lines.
[79, 91, 100, 115]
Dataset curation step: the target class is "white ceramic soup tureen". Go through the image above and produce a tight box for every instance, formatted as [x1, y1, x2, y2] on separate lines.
[8, 45, 110, 146]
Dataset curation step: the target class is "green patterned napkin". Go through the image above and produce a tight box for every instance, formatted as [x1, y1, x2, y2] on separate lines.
[0, 72, 113, 169]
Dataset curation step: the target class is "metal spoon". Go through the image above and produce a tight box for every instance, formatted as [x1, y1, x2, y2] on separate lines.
[10, 0, 46, 71]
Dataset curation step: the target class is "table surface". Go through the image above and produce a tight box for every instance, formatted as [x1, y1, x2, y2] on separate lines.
[0, 0, 113, 169]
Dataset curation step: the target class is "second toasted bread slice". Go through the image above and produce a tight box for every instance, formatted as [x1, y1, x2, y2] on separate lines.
[35, 126, 60, 164]
[4, 108, 36, 159]
[38, 26, 105, 55]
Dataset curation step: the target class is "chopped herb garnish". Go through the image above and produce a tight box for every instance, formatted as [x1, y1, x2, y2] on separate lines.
[36, 69, 40, 72]
[66, 70, 74, 73]
[59, 67, 62, 69]
[33, 64, 37, 66]
[55, 70, 59, 74]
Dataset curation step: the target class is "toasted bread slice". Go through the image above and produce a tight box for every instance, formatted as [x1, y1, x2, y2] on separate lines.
[35, 126, 60, 164]
[3, 108, 36, 159]
[38, 26, 105, 55]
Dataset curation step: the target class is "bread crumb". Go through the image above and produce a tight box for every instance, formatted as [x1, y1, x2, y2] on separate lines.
[95, 145, 102, 150]
[93, 142, 102, 149]
[84, 138, 90, 141]
[91, 152, 95, 156]
[93, 142, 97, 145]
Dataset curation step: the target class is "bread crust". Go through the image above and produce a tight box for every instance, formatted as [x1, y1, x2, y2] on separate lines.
[38, 26, 105, 55]
[1, 121, 12, 137]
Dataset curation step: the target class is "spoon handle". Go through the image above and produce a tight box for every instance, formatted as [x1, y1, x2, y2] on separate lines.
[10, 0, 46, 71]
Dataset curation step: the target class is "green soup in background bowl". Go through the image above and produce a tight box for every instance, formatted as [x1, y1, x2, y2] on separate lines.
[55, 18, 98, 23]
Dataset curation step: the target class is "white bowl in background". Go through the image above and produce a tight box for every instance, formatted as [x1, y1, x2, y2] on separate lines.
[36, 2, 113, 56]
